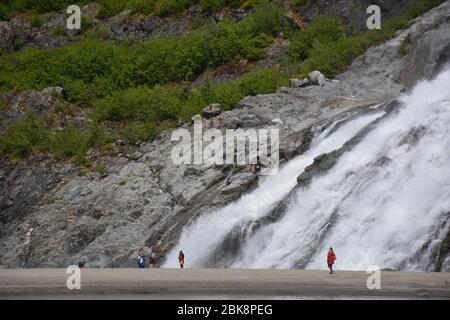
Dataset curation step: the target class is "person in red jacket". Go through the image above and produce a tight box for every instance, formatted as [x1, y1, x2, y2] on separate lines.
[178, 250, 185, 269]
[327, 247, 337, 274]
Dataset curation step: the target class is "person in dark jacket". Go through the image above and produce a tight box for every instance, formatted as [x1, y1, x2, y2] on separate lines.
[137, 253, 146, 268]
[178, 250, 185, 269]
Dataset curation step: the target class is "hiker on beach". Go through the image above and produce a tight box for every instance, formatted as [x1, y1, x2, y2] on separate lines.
[149, 255, 156, 268]
[137, 253, 146, 268]
[78, 259, 86, 268]
[178, 250, 185, 269]
[327, 247, 337, 274]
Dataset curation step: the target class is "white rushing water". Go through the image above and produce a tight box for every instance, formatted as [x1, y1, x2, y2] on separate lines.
[163, 110, 384, 267]
[164, 68, 450, 271]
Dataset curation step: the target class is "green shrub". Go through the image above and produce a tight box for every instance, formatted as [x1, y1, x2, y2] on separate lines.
[202, 22, 246, 68]
[47, 123, 113, 164]
[298, 37, 363, 77]
[185, 67, 287, 116]
[288, 16, 347, 61]
[128, 0, 156, 14]
[27, 13, 44, 27]
[200, 0, 246, 12]
[0, 4, 9, 21]
[85, 26, 110, 39]
[405, 0, 444, 18]
[155, 0, 193, 16]
[94, 162, 108, 175]
[0, 111, 49, 158]
[238, 67, 287, 96]
[50, 125, 87, 160]
[244, 33, 272, 60]
[52, 26, 67, 37]
[96, 0, 128, 18]
[398, 35, 411, 56]
[94, 66, 287, 124]
[238, 0, 283, 37]
[200, 0, 244, 12]
[200, 0, 223, 12]
[93, 85, 184, 122]
[80, 16, 96, 33]
[5, 0, 89, 15]
[124, 121, 158, 143]
[291, 0, 308, 8]
[84, 123, 115, 147]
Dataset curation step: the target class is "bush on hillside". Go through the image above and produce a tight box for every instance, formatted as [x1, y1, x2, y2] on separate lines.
[288, 16, 347, 61]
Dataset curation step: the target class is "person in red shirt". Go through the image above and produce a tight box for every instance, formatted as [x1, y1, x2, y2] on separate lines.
[327, 247, 337, 274]
[178, 250, 185, 269]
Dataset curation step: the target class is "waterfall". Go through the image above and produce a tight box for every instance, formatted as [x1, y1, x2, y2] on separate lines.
[163, 68, 450, 271]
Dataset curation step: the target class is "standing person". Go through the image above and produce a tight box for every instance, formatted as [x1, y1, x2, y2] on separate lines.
[78, 259, 86, 268]
[148, 254, 156, 268]
[327, 247, 337, 274]
[137, 253, 146, 268]
[178, 250, 185, 269]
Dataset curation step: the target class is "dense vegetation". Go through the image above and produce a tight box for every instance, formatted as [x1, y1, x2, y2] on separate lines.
[288, 0, 445, 77]
[0, 0, 250, 20]
[0, 2, 281, 105]
[0, 0, 445, 164]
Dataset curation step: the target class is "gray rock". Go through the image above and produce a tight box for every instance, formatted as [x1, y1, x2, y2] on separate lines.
[309, 71, 326, 86]
[401, 20, 450, 88]
[289, 78, 310, 88]
[202, 103, 222, 119]
[0, 90, 55, 133]
[289, 79, 302, 88]
[271, 118, 284, 125]
[300, 78, 310, 87]
[221, 171, 258, 195]
[0, 21, 14, 52]
[42, 87, 64, 97]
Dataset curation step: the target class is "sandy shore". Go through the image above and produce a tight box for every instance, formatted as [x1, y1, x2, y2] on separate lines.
[0, 268, 449, 299]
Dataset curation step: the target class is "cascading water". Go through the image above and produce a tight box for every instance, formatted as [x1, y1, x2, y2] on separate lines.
[163, 67, 450, 271]
[163, 110, 385, 267]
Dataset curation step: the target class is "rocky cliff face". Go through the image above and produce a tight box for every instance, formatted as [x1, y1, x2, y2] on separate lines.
[298, 0, 414, 32]
[1, 1, 450, 268]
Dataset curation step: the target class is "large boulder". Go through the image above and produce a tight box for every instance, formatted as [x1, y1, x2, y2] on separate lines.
[308, 71, 326, 86]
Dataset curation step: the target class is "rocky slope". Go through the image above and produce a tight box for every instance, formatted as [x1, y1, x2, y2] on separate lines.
[1, 1, 450, 268]
[0, 3, 248, 53]
[298, 0, 414, 32]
